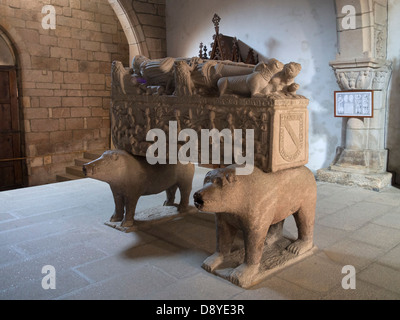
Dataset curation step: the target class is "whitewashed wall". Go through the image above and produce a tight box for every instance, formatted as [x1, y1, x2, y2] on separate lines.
[165, 0, 341, 173]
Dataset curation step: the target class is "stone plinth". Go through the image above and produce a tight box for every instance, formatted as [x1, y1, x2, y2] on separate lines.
[317, 167, 392, 191]
[210, 236, 318, 289]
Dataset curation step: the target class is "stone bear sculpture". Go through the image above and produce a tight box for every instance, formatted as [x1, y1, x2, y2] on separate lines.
[193, 164, 316, 288]
[217, 59, 284, 97]
[265, 61, 302, 96]
[83, 150, 194, 227]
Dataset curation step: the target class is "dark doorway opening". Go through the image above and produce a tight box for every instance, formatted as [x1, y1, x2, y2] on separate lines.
[0, 66, 25, 191]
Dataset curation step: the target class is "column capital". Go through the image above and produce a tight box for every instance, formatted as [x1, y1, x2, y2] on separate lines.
[329, 59, 392, 90]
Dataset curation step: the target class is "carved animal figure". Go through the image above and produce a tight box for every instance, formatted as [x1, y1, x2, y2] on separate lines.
[266, 61, 302, 95]
[217, 59, 284, 97]
[193, 164, 316, 287]
[112, 61, 141, 95]
[83, 150, 194, 227]
[173, 60, 196, 96]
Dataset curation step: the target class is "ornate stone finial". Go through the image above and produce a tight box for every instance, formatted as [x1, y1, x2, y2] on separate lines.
[212, 13, 221, 34]
[203, 45, 208, 59]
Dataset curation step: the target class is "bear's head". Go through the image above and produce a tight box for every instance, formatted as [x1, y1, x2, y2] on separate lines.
[193, 166, 238, 213]
[283, 62, 302, 79]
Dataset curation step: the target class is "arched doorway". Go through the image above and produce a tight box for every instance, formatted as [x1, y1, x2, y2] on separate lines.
[0, 28, 25, 190]
[107, 0, 149, 62]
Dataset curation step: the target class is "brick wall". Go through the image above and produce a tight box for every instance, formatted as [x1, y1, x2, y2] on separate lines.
[0, 0, 164, 186]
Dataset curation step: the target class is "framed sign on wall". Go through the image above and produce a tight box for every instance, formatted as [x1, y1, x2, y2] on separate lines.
[334, 90, 374, 118]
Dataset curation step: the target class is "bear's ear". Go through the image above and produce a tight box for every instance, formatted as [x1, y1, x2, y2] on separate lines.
[274, 61, 283, 69]
[253, 62, 266, 72]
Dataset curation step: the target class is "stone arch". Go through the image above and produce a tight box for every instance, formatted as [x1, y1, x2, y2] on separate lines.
[0, 22, 31, 73]
[108, 0, 150, 64]
[0, 25, 27, 189]
[0, 27, 16, 66]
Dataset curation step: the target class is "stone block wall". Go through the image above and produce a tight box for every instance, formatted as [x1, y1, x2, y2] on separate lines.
[130, 0, 166, 58]
[0, 0, 166, 186]
[110, 0, 166, 61]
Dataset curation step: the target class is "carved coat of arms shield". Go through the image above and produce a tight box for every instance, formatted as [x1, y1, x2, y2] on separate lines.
[279, 113, 304, 162]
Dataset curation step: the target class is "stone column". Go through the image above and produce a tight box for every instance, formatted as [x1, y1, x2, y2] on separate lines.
[317, 0, 392, 191]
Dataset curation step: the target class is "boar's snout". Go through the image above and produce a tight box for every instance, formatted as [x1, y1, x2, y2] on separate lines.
[193, 191, 204, 210]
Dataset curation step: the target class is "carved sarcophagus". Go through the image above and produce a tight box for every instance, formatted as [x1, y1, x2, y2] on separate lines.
[109, 56, 313, 289]
[110, 57, 309, 173]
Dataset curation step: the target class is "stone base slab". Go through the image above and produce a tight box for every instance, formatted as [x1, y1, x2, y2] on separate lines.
[104, 205, 198, 232]
[205, 237, 318, 289]
[316, 167, 392, 191]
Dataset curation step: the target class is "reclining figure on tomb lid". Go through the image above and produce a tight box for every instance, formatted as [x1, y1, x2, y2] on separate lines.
[131, 55, 182, 95]
[130, 55, 256, 96]
[111, 55, 303, 98]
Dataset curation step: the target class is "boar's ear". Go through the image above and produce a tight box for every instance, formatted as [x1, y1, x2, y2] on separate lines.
[225, 172, 236, 184]
[204, 171, 213, 184]
[111, 153, 119, 161]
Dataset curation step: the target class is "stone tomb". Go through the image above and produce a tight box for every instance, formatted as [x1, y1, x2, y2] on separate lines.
[103, 56, 316, 288]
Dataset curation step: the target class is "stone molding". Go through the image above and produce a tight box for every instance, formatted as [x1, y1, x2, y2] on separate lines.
[330, 60, 392, 91]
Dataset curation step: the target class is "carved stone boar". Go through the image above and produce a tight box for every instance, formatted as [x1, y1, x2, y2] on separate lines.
[83, 150, 194, 227]
[193, 165, 317, 287]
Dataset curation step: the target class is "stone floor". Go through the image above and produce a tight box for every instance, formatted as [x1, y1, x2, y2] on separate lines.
[1, 165, 400, 300]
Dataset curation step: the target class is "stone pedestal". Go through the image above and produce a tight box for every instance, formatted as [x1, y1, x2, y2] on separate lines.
[317, 64, 392, 191]
[317, 84, 392, 191]
[317, 166, 392, 191]
[210, 236, 318, 289]
[105, 205, 198, 232]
